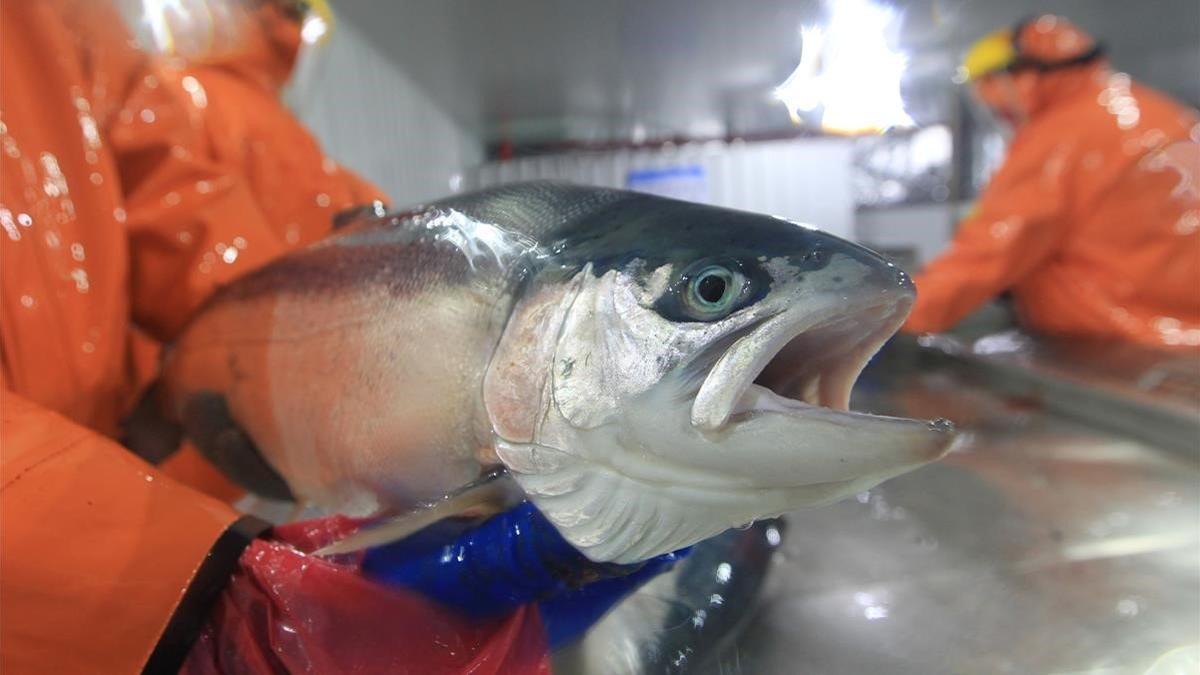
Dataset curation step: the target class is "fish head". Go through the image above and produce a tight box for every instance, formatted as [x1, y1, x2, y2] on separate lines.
[483, 193, 956, 564]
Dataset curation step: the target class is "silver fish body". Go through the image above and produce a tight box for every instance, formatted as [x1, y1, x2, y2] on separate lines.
[163, 182, 956, 563]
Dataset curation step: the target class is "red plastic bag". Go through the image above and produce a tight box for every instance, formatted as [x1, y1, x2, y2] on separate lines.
[182, 516, 551, 675]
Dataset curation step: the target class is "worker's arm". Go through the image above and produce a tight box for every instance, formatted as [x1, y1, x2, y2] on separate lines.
[103, 65, 290, 338]
[903, 133, 1068, 334]
[0, 392, 266, 674]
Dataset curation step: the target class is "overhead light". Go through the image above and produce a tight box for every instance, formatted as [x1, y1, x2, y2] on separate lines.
[301, 15, 329, 44]
[774, 0, 914, 135]
[773, 26, 825, 121]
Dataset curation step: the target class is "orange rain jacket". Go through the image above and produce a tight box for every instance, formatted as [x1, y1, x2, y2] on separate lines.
[905, 64, 1200, 348]
[162, 3, 387, 248]
[0, 2, 383, 672]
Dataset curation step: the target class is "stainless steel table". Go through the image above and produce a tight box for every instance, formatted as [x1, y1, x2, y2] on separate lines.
[714, 364, 1199, 675]
[567, 338, 1200, 674]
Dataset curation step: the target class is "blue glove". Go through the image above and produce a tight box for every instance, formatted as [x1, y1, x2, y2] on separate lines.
[537, 550, 683, 649]
[362, 501, 687, 643]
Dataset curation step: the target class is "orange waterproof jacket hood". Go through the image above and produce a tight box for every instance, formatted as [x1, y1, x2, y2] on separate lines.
[163, 2, 387, 248]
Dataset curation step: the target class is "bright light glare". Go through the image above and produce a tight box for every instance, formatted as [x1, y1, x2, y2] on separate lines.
[301, 16, 329, 44]
[142, 0, 188, 52]
[774, 26, 825, 120]
[774, 0, 914, 134]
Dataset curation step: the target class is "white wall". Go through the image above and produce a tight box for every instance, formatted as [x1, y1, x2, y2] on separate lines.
[854, 200, 981, 270]
[466, 137, 856, 240]
[287, 20, 482, 209]
[854, 203, 960, 269]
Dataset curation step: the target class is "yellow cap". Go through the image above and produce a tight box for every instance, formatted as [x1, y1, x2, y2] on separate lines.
[959, 28, 1017, 83]
[307, 0, 334, 26]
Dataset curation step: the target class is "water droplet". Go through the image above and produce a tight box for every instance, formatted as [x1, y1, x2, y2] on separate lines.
[2, 209, 20, 241]
[221, 247, 239, 264]
[1155, 491, 1181, 507]
[113, 208, 126, 223]
[139, 108, 156, 124]
[1174, 211, 1199, 235]
[70, 243, 85, 261]
[928, 418, 954, 432]
[1141, 129, 1167, 148]
[81, 341, 95, 354]
[715, 562, 732, 583]
[863, 605, 889, 620]
[70, 268, 90, 292]
[19, 295, 35, 308]
[89, 172, 103, 185]
[315, 193, 331, 208]
[1116, 597, 1141, 617]
[181, 76, 208, 108]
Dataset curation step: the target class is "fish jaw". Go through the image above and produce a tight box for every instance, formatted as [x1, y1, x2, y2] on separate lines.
[498, 376, 956, 564]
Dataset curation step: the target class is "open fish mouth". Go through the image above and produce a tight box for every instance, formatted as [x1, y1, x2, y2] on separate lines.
[692, 292, 917, 432]
[497, 268, 954, 564]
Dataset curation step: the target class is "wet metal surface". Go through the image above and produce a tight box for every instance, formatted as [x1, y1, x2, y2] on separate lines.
[918, 332, 1200, 457]
[702, 363, 1200, 675]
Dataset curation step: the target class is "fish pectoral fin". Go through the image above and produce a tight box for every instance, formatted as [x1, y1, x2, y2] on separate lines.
[314, 467, 517, 556]
[181, 391, 294, 502]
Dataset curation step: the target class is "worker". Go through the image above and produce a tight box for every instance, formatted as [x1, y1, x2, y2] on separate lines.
[147, 0, 387, 248]
[1, 3, 671, 672]
[904, 15, 1200, 348]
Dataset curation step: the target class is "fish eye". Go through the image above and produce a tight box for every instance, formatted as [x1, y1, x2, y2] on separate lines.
[684, 264, 745, 319]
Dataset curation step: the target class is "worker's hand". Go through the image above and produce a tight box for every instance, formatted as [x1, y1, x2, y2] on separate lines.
[361, 501, 686, 646]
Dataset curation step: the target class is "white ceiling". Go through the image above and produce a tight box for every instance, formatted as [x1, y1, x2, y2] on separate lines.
[338, 0, 1200, 146]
